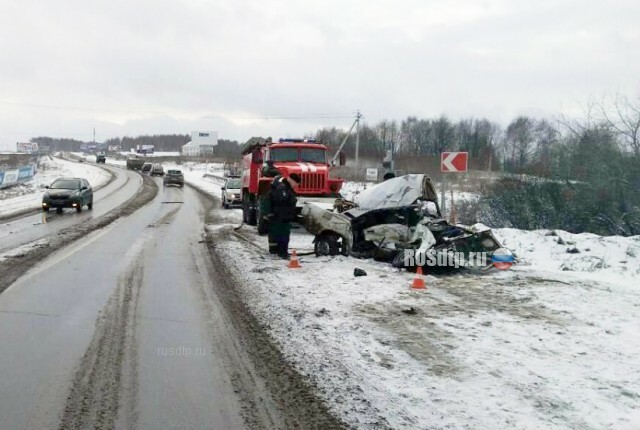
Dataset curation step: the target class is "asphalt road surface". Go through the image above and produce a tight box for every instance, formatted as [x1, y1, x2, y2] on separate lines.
[0, 180, 259, 429]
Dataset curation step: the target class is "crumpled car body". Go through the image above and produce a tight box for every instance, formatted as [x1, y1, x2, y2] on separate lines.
[300, 174, 506, 271]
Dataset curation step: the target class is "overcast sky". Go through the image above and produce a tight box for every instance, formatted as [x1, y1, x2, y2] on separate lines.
[0, 0, 638, 150]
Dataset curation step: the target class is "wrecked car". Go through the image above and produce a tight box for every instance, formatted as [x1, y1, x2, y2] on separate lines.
[300, 174, 506, 271]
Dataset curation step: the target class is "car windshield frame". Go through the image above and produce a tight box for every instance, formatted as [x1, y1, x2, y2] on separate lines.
[50, 179, 81, 190]
[300, 148, 327, 163]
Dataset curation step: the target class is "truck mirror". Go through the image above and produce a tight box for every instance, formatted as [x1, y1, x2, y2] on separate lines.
[251, 149, 263, 164]
[339, 151, 346, 166]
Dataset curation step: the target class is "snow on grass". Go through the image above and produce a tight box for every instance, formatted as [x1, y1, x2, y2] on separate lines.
[340, 181, 376, 201]
[494, 228, 640, 288]
[0, 156, 111, 218]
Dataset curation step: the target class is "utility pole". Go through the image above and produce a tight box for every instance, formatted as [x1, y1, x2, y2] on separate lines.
[93, 127, 96, 146]
[355, 109, 362, 178]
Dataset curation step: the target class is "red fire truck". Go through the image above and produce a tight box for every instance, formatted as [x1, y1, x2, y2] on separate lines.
[241, 138, 344, 233]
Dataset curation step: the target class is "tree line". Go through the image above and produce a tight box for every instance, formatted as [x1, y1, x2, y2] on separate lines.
[31, 134, 243, 159]
[315, 93, 640, 236]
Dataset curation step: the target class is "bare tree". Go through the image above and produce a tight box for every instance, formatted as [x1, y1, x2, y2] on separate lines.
[599, 92, 640, 156]
[504, 116, 536, 171]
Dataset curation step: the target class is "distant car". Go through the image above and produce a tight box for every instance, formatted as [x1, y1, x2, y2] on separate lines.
[221, 177, 242, 208]
[42, 178, 93, 213]
[163, 169, 184, 187]
[141, 163, 153, 174]
[96, 153, 106, 163]
[151, 164, 164, 176]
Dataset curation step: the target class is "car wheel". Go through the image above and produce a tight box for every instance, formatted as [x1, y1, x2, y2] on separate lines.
[314, 233, 341, 256]
[76, 205, 82, 213]
[42, 207, 49, 212]
[88, 200, 93, 210]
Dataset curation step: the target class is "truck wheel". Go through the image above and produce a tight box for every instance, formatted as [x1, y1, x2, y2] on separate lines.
[314, 233, 341, 256]
[247, 207, 257, 226]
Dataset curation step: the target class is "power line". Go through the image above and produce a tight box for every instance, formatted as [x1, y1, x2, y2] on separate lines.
[0, 100, 355, 121]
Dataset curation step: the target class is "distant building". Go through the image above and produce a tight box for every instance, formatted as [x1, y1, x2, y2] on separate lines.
[181, 131, 218, 156]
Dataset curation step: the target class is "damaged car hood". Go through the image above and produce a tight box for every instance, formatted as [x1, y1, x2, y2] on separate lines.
[351, 174, 438, 213]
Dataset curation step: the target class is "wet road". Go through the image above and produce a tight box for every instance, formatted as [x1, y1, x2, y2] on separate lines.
[0, 180, 247, 429]
[0, 164, 143, 254]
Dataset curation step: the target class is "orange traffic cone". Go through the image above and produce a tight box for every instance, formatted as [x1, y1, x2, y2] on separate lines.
[411, 266, 426, 289]
[288, 249, 301, 269]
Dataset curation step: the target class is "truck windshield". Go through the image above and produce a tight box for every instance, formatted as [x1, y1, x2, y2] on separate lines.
[300, 148, 326, 163]
[270, 148, 298, 162]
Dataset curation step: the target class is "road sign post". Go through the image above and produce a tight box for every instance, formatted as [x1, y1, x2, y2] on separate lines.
[440, 152, 468, 219]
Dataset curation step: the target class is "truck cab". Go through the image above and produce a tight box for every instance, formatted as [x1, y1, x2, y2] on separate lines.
[240, 138, 344, 232]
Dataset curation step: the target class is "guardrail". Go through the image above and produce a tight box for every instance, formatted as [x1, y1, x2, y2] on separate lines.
[202, 173, 228, 186]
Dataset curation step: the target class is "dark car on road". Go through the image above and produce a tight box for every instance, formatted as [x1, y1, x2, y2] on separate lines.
[163, 169, 184, 187]
[141, 162, 153, 174]
[96, 153, 106, 163]
[151, 163, 164, 176]
[42, 178, 93, 213]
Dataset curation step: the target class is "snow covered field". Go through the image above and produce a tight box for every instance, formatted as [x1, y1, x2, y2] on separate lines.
[0, 156, 111, 219]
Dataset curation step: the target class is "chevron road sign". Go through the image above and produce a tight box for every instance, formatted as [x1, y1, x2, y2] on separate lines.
[440, 152, 468, 172]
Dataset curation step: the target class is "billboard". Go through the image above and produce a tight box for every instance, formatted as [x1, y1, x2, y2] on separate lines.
[0, 166, 36, 188]
[0, 153, 38, 189]
[16, 142, 39, 154]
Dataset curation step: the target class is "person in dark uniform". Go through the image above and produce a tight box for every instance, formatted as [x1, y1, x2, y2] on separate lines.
[266, 173, 300, 258]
